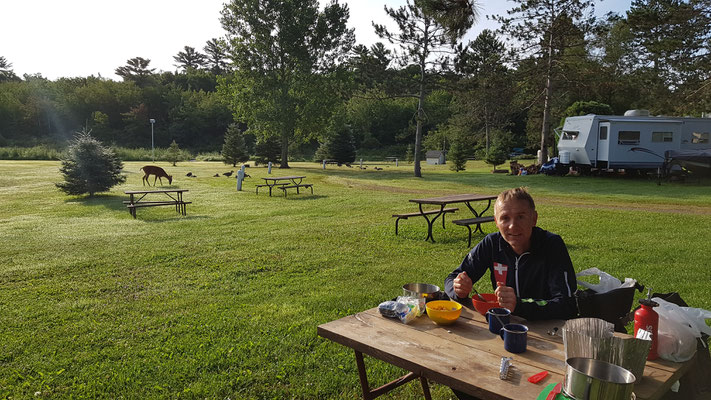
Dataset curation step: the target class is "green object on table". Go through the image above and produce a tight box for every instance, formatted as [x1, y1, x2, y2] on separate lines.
[535, 383, 575, 400]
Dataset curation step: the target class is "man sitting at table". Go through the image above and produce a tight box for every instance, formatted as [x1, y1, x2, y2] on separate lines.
[445, 187, 578, 321]
[445, 187, 577, 399]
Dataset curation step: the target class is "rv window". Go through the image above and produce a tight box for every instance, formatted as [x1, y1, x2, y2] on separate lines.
[599, 126, 608, 140]
[618, 131, 640, 145]
[692, 132, 709, 144]
[562, 131, 578, 140]
[652, 132, 673, 142]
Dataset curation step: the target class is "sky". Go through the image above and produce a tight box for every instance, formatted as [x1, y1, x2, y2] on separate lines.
[3, 0, 632, 81]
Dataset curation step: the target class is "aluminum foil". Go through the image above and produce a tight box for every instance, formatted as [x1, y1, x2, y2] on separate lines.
[563, 317, 650, 382]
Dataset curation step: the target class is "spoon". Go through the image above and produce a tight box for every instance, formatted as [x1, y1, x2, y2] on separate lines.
[471, 287, 487, 302]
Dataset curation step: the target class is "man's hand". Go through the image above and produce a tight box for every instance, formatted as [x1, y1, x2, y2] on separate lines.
[495, 282, 517, 312]
[453, 271, 473, 298]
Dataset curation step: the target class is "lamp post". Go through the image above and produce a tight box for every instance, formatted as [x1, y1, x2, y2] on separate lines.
[149, 118, 156, 162]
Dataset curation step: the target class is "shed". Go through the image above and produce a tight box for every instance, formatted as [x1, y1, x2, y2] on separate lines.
[426, 150, 446, 165]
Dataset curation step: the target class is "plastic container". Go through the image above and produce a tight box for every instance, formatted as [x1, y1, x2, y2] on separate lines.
[634, 297, 659, 360]
[560, 150, 571, 164]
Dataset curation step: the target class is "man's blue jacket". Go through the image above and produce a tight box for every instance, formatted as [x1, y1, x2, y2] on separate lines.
[445, 227, 578, 320]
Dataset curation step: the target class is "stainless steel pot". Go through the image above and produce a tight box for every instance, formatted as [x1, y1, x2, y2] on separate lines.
[564, 357, 635, 400]
[402, 283, 440, 299]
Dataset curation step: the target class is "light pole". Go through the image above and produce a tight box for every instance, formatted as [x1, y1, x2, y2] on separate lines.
[149, 118, 156, 162]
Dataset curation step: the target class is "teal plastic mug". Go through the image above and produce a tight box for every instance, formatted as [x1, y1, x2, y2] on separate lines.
[499, 323, 528, 353]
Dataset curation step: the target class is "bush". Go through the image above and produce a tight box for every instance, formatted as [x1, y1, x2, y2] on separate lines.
[0, 145, 63, 160]
[56, 129, 126, 197]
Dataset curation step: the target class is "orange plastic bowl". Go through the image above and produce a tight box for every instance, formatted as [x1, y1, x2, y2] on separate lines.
[426, 300, 462, 325]
[472, 293, 500, 316]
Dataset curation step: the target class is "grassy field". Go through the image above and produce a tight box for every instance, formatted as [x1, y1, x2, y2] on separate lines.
[1, 159, 710, 399]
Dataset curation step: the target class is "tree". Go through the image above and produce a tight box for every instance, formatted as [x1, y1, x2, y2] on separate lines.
[222, 123, 249, 167]
[483, 143, 508, 172]
[56, 129, 126, 197]
[203, 38, 230, 75]
[173, 46, 207, 71]
[165, 140, 185, 166]
[315, 109, 355, 164]
[220, 0, 355, 168]
[0, 56, 19, 82]
[455, 29, 513, 152]
[448, 134, 469, 172]
[495, 0, 596, 164]
[115, 57, 156, 87]
[374, 0, 475, 177]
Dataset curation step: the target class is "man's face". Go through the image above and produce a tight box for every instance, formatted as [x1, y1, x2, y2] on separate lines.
[494, 198, 538, 254]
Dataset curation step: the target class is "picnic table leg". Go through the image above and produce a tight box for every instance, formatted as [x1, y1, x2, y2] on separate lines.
[464, 199, 492, 235]
[419, 204, 446, 242]
[354, 350, 423, 400]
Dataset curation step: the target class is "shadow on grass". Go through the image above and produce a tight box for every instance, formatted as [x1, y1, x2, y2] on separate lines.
[64, 193, 127, 212]
[283, 194, 328, 201]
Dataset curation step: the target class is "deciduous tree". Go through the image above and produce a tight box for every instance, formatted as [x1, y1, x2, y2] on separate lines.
[219, 0, 354, 168]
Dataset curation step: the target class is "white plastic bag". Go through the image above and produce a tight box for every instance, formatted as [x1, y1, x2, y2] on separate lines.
[576, 268, 637, 293]
[653, 297, 711, 362]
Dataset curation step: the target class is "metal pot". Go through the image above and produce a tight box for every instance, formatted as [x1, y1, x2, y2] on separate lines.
[402, 283, 440, 299]
[564, 357, 635, 400]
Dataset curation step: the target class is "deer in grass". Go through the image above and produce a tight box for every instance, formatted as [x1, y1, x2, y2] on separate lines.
[140, 166, 173, 186]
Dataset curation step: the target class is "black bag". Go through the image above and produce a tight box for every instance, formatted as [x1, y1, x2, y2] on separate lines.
[574, 282, 644, 333]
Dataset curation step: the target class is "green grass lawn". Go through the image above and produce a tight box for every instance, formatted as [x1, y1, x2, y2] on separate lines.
[1, 160, 710, 399]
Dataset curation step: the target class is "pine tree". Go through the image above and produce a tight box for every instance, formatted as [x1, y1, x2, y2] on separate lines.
[166, 140, 184, 166]
[448, 138, 468, 172]
[315, 111, 355, 164]
[222, 124, 249, 167]
[56, 129, 126, 197]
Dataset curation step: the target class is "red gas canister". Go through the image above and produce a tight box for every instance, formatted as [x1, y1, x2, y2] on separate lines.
[634, 291, 659, 361]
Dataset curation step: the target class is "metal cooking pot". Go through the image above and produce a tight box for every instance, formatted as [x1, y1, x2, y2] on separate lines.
[564, 357, 635, 400]
[402, 283, 440, 299]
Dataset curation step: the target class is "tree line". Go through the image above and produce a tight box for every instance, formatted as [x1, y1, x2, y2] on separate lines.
[1, 0, 710, 175]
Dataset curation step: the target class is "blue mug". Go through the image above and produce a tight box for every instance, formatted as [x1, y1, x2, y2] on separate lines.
[499, 323, 528, 353]
[486, 307, 511, 334]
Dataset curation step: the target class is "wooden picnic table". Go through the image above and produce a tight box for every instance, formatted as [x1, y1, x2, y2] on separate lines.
[409, 194, 497, 243]
[318, 306, 694, 400]
[124, 189, 190, 218]
[257, 175, 312, 197]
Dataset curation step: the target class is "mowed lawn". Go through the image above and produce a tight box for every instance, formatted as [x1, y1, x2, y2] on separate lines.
[1, 160, 710, 399]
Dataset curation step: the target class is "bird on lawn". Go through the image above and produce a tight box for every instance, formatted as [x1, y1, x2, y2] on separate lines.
[213, 173, 220, 177]
[223, 170, 234, 177]
[186, 172, 193, 177]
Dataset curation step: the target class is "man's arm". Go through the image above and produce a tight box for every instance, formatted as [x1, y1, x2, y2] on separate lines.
[444, 238, 492, 301]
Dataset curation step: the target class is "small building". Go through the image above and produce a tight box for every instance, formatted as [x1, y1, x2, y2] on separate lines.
[426, 150, 446, 165]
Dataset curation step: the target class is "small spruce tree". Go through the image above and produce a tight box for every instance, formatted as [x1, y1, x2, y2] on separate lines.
[56, 129, 126, 197]
[166, 140, 184, 166]
[448, 138, 468, 172]
[405, 144, 414, 163]
[222, 124, 249, 167]
[315, 110, 356, 164]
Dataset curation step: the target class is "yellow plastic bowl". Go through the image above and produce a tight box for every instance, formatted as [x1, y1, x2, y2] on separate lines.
[426, 300, 462, 325]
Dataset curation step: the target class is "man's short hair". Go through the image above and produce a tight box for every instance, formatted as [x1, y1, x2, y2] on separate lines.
[496, 187, 536, 211]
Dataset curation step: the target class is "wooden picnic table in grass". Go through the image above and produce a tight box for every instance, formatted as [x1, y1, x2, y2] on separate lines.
[407, 194, 497, 244]
[256, 175, 313, 197]
[123, 189, 190, 218]
[318, 306, 694, 400]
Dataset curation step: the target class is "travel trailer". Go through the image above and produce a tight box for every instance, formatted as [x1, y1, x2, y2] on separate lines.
[556, 110, 711, 172]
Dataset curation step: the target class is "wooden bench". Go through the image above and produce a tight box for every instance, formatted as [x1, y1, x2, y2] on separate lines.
[255, 183, 288, 196]
[452, 216, 495, 247]
[392, 208, 458, 235]
[280, 183, 313, 197]
[126, 201, 191, 217]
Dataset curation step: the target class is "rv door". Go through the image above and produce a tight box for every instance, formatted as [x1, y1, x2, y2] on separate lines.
[596, 123, 610, 167]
